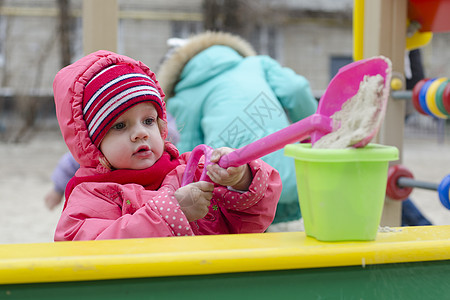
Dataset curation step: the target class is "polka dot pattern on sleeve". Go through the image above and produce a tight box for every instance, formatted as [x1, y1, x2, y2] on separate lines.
[150, 188, 194, 236]
[214, 159, 269, 211]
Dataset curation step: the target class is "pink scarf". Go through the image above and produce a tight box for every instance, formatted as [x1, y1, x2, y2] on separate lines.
[64, 149, 181, 209]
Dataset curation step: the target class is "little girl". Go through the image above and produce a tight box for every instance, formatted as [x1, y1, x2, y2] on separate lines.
[53, 50, 281, 241]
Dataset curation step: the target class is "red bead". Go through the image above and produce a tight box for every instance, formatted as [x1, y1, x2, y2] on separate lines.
[412, 78, 429, 115]
[386, 165, 414, 200]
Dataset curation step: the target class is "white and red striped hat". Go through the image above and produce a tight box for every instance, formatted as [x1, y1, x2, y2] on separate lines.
[82, 63, 165, 147]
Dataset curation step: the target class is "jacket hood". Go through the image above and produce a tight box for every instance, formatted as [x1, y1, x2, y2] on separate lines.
[157, 31, 256, 100]
[53, 50, 166, 175]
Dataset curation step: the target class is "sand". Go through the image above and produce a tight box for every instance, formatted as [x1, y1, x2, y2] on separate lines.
[313, 74, 386, 149]
[0, 129, 449, 244]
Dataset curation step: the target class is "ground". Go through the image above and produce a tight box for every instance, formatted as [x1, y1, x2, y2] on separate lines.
[0, 128, 449, 244]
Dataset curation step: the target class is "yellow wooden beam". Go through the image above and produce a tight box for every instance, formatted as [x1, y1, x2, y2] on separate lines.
[0, 226, 449, 285]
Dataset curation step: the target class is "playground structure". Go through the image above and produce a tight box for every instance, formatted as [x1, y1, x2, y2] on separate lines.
[0, 227, 449, 299]
[354, 0, 450, 222]
[387, 164, 450, 209]
[412, 77, 450, 119]
[386, 77, 450, 211]
[1, 0, 450, 298]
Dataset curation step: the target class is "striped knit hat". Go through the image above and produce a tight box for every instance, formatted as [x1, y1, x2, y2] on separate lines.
[82, 63, 165, 147]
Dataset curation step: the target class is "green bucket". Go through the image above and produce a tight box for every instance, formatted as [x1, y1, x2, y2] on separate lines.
[284, 143, 399, 242]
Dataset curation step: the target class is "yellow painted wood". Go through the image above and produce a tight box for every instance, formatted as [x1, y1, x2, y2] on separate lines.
[0, 226, 449, 285]
[352, 0, 364, 61]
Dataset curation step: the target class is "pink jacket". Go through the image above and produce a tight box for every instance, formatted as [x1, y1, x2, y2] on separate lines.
[53, 50, 281, 241]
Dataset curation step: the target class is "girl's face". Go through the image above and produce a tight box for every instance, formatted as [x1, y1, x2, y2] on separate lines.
[99, 103, 164, 170]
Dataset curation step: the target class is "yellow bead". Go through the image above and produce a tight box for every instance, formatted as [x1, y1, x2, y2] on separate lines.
[391, 77, 403, 91]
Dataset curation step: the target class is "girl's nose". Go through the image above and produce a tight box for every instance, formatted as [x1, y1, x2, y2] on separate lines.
[131, 124, 149, 141]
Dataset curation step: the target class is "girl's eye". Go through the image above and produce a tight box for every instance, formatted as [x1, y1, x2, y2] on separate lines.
[143, 117, 155, 125]
[112, 122, 125, 130]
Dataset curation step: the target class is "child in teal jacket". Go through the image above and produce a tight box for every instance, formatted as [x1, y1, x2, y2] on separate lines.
[158, 31, 318, 225]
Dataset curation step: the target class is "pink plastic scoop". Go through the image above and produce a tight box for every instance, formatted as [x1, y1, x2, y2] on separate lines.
[182, 56, 392, 186]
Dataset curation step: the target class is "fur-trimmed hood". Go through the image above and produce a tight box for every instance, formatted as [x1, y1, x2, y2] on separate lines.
[157, 31, 257, 100]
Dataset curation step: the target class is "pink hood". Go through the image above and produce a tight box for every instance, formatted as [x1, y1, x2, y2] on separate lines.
[53, 50, 167, 176]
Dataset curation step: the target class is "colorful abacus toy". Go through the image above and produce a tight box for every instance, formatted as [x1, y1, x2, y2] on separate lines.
[386, 164, 450, 210]
[412, 77, 450, 118]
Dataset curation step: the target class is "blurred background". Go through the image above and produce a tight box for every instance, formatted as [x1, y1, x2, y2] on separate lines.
[0, 0, 449, 244]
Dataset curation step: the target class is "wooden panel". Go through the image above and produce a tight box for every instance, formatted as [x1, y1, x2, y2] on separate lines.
[0, 226, 449, 285]
[1, 261, 449, 299]
[82, 0, 118, 55]
[363, 0, 408, 226]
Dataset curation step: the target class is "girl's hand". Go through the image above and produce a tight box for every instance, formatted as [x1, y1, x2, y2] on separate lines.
[206, 147, 252, 191]
[174, 181, 214, 222]
[44, 189, 63, 210]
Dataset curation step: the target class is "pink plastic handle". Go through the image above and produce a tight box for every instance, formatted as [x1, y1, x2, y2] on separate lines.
[181, 144, 214, 186]
[218, 114, 332, 168]
[181, 114, 332, 185]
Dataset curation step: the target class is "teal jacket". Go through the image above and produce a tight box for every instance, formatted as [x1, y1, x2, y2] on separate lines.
[158, 32, 318, 223]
